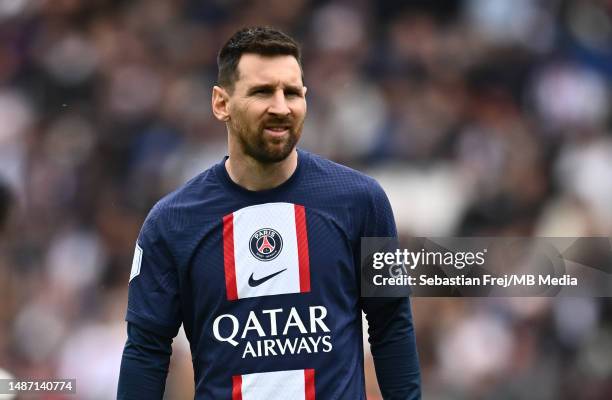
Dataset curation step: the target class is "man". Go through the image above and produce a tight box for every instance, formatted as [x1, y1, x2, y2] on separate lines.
[118, 27, 420, 399]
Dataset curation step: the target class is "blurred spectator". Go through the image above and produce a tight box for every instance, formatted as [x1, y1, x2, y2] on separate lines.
[0, 181, 12, 232]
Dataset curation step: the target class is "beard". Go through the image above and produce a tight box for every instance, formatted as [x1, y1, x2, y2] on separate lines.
[230, 115, 304, 164]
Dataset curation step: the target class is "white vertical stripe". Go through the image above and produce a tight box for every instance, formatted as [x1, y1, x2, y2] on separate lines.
[232, 203, 301, 299]
[241, 369, 306, 400]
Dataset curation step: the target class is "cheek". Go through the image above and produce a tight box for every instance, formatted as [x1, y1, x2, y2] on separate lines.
[239, 103, 266, 123]
[230, 105, 254, 125]
[292, 101, 307, 119]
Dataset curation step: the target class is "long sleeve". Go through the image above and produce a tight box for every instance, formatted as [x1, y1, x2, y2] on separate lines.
[117, 322, 173, 400]
[360, 179, 421, 399]
[362, 297, 421, 399]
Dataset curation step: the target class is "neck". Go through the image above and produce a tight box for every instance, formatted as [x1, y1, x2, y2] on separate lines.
[225, 148, 298, 191]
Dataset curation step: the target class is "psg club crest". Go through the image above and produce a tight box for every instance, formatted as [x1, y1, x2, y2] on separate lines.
[250, 228, 283, 261]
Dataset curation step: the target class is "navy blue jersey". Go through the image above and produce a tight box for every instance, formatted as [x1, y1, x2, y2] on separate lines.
[126, 149, 417, 399]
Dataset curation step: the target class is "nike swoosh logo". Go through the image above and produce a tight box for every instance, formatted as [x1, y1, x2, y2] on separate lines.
[248, 268, 287, 287]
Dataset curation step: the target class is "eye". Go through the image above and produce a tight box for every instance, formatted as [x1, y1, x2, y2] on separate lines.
[285, 90, 301, 98]
[251, 88, 272, 96]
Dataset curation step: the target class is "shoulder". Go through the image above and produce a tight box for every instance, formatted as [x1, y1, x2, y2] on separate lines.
[142, 166, 218, 233]
[302, 150, 395, 236]
[303, 150, 386, 200]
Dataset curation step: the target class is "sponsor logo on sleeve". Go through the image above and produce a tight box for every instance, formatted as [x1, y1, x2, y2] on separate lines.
[129, 243, 143, 282]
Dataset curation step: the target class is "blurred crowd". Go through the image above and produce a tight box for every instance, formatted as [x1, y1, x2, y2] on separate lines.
[0, 0, 611, 399]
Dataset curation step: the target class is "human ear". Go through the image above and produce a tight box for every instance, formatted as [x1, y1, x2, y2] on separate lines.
[212, 85, 230, 121]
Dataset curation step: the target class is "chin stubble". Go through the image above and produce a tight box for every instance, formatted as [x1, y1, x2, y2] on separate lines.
[234, 119, 303, 164]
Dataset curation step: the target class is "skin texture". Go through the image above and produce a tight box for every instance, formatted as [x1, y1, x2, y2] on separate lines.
[212, 54, 307, 191]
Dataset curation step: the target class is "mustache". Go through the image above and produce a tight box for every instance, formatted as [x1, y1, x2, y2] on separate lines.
[262, 117, 294, 128]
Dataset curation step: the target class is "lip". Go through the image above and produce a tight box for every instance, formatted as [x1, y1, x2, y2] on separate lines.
[263, 127, 290, 137]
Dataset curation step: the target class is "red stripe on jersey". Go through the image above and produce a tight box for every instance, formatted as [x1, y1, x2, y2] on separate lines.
[223, 213, 238, 301]
[294, 205, 311, 293]
[304, 369, 315, 400]
[232, 375, 242, 400]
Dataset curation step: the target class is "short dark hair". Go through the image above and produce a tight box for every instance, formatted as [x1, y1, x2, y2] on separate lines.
[217, 26, 302, 90]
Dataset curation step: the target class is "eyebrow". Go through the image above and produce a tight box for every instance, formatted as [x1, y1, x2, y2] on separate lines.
[246, 84, 303, 95]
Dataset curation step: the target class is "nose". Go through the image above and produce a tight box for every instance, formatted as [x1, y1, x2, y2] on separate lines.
[267, 90, 291, 117]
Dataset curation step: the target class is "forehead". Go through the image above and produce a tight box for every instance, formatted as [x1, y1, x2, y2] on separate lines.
[235, 54, 303, 88]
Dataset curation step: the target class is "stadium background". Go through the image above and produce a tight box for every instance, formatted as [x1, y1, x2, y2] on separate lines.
[1, 0, 611, 398]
